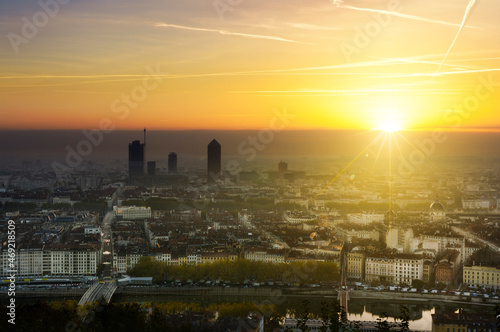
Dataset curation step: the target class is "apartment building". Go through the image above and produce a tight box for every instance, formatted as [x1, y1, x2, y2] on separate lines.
[1, 244, 101, 277]
[347, 250, 365, 281]
[463, 264, 500, 290]
[365, 255, 395, 284]
[394, 254, 424, 285]
[113, 205, 151, 220]
[365, 253, 425, 285]
[244, 248, 286, 264]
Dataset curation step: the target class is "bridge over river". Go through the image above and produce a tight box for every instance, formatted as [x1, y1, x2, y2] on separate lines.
[78, 281, 117, 306]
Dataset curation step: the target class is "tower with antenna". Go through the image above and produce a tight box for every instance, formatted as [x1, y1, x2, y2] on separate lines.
[144, 128, 147, 175]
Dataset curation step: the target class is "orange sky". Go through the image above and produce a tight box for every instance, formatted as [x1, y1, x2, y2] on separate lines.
[1, 0, 499, 131]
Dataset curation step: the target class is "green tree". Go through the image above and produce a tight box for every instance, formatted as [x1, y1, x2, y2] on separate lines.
[128, 256, 162, 281]
[297, 299, 311, 332]
[351, 321, 362, 332]
[90, 302, 147, 331]
[146, 306, 171, 332]
[376, 313, 392, 332]
[42, 202, 72, 210]
[122, 200, 147, 207]
[411, 279, 425, 290]
[340, 306, 348, 323]
[264, 309, 284, 332]
[320, 301, 330, 332]
[4, 202, 37, 212]
[436, 282, 446, 291]
[398, 306, 410, 332]
[494, 305, 500, 331]
[328, 302, 345, 332]
[74, 200, 107, 213]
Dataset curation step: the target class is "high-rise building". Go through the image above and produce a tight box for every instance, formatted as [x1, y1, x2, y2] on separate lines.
[207, 139, 221, 182]
[278, 160, 288, 180]
[129, 140, 144, 177]
[147, 161, 156, 176]
[168, 152, 177, 173]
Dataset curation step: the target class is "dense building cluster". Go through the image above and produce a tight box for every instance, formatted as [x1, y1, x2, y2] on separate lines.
[0, 211, 101, 277]
[2, 145, 500, 296]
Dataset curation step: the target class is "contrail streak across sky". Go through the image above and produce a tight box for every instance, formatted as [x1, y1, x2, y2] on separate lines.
[333, 0, 472, 29]
[433, 0, 478, 76]
[154, 23, 303, 44]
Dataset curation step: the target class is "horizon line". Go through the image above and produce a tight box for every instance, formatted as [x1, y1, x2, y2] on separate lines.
[1, 128, 500, 133]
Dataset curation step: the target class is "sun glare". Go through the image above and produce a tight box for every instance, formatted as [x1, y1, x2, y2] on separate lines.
[375, 118, 403, 132]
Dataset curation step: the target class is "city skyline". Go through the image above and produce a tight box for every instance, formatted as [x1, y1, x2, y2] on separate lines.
[2, 129, 500, 164]
[2, 1, 500, 328]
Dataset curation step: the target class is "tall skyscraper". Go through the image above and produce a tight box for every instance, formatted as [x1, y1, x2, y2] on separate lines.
[143, 128, 147, 170]
[207, 139, 221, 182]
[278, 160, 288, 180]
[129, 140, 145, 177]
[168, 152, 177, 173]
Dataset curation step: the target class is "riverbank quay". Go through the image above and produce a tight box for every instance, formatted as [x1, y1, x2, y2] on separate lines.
[2, 286, 500, 306]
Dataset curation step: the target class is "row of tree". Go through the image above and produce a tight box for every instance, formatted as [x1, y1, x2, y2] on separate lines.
[2, 201, 38, 212]
[129, 257, 340, 284]
[1, 200, 108, 214]
[0, 300, 281, 332]
[326, 201, 401, 212]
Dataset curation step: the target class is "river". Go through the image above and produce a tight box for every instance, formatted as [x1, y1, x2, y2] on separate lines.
[5, 287, 495, 331]
[113, 291, 495, 331]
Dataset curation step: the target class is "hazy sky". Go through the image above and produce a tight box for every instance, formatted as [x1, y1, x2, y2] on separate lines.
[1, 130, 500, 166]
[1, 0, 499, 132]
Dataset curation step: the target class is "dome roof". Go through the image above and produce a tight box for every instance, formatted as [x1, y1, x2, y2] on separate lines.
[430, 201, 445, 212]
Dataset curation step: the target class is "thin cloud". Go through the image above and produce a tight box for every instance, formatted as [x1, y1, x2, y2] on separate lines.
[383, 68, 500, 78]
[0, 74, 157, 79]
[154, 22, 303, 44]
[230, 89, 461, 95]
[333, 1, 476, 29]
[433, 0, 478, 76]
[0, 58, 436, 82]
[1, 56, 494, 89]
[449, 56, 500, 63]
[368, 57, 473, 71]
[285, 23, 342, 31]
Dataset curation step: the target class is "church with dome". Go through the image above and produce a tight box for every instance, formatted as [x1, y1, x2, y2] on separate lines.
[429, 200, 446, 222]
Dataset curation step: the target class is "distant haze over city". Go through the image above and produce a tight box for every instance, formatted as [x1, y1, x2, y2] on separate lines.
[1, 130, 500, 164]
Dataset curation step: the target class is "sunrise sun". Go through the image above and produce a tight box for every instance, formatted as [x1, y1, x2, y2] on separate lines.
[375, 118, 404, 133]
